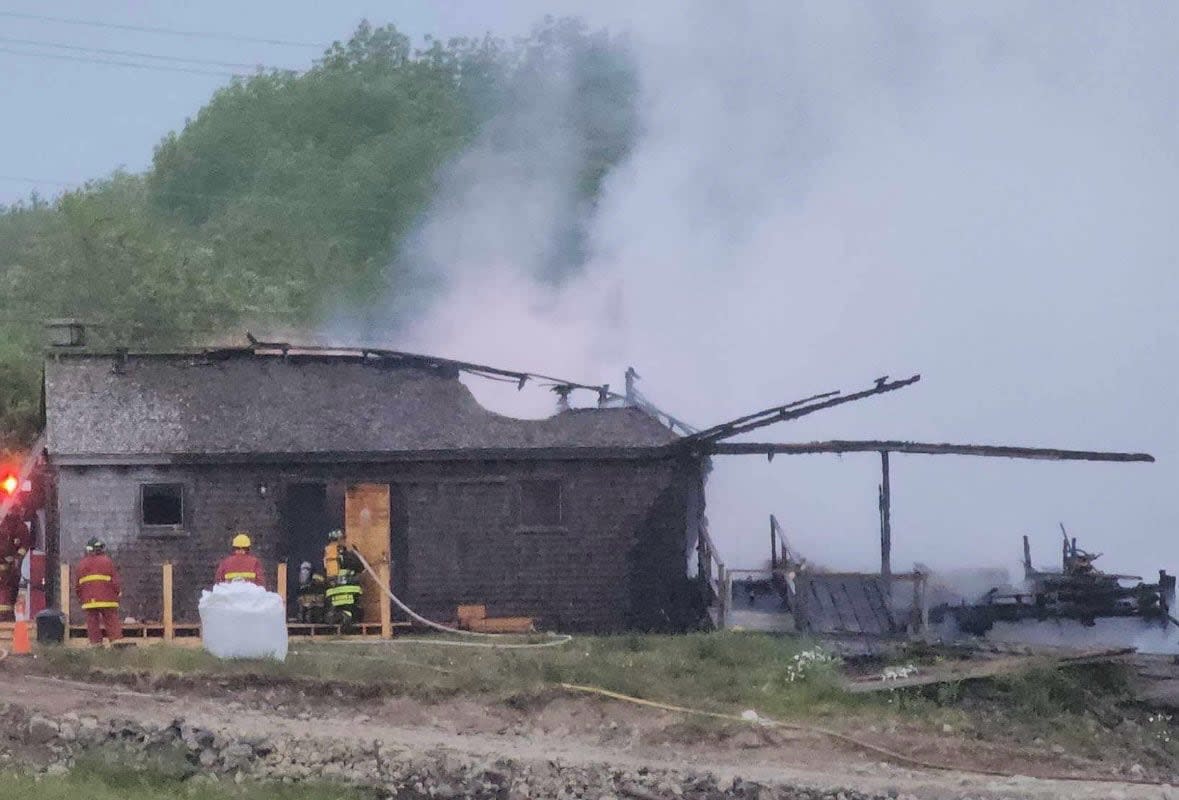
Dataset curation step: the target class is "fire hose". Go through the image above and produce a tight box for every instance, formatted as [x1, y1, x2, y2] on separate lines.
[351, 549, 572, 649]
[559, 682, 1177, 787]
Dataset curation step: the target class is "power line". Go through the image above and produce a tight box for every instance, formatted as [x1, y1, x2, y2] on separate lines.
[0, 10, 328, 49]
[0, 45, 241, 77]
[0, 35, 294, 71]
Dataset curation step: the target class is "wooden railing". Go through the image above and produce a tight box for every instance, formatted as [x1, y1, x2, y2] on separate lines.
[57, 561, 403, 643]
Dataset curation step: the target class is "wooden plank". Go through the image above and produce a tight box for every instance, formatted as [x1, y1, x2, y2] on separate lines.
[818, 578, 850, 632]
[467, 617, 534, 633]
[818, 581, 844, 631]
[806, 579, 834, 631]
[276, 562, 288, 607]
[345, 483, 390, 625]
[828, 579, 855, 633]
[378, 561, 391, 639]
[844, 578, 879, 635]
[864, 578, 896, 632]
[59, 563, 70, 631]
[162, 562, 174, 642]
[710, 440, 1154, 463]
[844, 648, 1136, 693]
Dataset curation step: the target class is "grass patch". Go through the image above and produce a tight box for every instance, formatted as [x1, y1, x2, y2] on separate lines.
[0, 759, 373, 799]
[28, 635, 1138, 747]
[34, 633, 861, 719]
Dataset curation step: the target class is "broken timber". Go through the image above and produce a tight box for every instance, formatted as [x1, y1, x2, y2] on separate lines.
[842, 647, 1135, 694]
[684, 375, 921, 445]
[707, 440, 1155, 462]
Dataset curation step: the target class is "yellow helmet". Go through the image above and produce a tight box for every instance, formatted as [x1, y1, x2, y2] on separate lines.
[232, 533, 252, 549]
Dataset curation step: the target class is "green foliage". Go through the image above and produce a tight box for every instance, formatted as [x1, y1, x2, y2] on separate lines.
[0, 17, 638, 448]
[2, 758, 374, 799]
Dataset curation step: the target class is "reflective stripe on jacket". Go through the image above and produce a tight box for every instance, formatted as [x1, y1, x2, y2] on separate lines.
[215, 553, 265, 588]
[325, 584, 362, 606]
[75, 553, 120, 610]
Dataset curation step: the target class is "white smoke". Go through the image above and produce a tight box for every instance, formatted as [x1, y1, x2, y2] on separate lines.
[372, 3, 1179, 581]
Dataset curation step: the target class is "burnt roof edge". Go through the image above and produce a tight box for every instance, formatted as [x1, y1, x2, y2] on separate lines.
[49, 445, 683, 467]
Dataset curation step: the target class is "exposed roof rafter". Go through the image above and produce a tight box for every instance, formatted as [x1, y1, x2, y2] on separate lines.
[708, 439, 1155, 463]
[686, 374, 921, 445]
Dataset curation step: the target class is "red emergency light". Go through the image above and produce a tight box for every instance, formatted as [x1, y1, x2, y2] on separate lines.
[1, 475, 17, 496]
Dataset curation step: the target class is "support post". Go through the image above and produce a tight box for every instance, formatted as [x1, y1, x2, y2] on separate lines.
[378, 560, 392, 638]
[919, 572, 930, 632]
[276, 562, 288, 608]
[59, 563, 70, 634]
[718, 564, 729, 629]
[879, 450, 892, 582]
[770, 516, 778, 570]
[910, 571, 929, 635]
[162, 562, 174, 643]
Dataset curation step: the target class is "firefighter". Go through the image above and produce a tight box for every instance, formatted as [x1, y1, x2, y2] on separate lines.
[0, 522, 14, 621]
[0, 515, 22, 618]
[322, 529, 363, 627]
[295, 561, 326, 623]
[215, 533, 266, 587]
[75, 538, 122, 645]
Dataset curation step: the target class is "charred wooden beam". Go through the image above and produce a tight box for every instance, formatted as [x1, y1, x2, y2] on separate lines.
[880, 450, 891, 581]
[687, 375, 921, 444]
[708, 440, 1155, 462]
[688, 389, 841, 442]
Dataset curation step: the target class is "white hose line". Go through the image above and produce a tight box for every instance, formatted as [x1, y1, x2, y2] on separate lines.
[352, 550, 572, 649]
[346, 636, 573, 650]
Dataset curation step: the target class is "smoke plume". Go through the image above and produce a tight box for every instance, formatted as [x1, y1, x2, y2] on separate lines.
[362, 3, 1178, 581]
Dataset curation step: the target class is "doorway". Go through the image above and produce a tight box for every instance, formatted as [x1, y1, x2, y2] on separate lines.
[280, 482, 345, 616]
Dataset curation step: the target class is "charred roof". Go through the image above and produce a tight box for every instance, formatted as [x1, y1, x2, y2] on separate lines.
[43, 348, 681, 464]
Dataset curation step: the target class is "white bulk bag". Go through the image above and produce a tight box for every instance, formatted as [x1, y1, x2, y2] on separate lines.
[198, 582, 288, 661]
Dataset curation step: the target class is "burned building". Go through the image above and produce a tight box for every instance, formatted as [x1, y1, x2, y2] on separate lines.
[43, 343, 708, 632]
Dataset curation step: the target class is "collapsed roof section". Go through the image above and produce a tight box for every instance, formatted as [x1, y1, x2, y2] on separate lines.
[43, 347, 681, 464]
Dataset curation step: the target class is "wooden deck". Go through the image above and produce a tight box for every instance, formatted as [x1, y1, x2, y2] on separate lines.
[0, 619, 414, 648]
[795, 573, 896, 636]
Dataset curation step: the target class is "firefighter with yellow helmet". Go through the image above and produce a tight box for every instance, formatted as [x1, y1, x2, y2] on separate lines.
[215, 532, 266, 588]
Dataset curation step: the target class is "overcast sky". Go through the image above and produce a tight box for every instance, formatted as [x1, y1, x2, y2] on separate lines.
[0, 0, 584, 205]
[3, 2, 1175, 590]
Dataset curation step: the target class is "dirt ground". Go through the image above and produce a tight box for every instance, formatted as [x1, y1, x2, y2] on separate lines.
[0, 659, 1176, 800]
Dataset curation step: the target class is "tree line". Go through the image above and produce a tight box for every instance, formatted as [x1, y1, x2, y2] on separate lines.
[0, 19, 637, 454]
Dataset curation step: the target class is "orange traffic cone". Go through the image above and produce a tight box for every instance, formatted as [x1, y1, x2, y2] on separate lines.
[11, 592, 30, 655]
[11, 620, 29, 655]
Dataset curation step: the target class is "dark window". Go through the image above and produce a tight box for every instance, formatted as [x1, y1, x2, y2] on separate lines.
[520, 480, 562, 527]
[141, 484, 183, 527]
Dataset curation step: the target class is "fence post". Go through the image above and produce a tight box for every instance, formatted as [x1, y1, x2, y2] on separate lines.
[276, 562, 288, 607]
[162, 562, 174, 643]
[378, 561, 392, 638]
[918, 572, 930, 633]
[59, 563, 70, 637]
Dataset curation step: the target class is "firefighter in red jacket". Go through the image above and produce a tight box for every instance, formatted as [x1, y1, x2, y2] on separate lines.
[0, 525, 14, 620]
[0, 516, 22, 618]
[215, 533, 265, 587]
[75, 537, 122, 645]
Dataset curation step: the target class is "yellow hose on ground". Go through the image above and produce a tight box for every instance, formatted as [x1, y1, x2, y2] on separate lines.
[559, 682, 1171, 787]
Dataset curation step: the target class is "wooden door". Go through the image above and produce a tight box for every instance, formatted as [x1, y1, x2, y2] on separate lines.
[344, 483, 390, 624]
